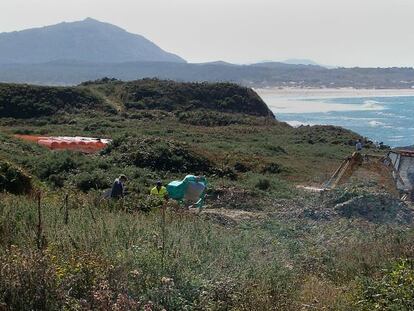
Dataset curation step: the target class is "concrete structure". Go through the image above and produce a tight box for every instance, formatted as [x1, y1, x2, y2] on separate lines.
[387, 150, 414, 193]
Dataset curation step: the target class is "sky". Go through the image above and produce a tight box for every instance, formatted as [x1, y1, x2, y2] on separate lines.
[1, 0, 414, 67]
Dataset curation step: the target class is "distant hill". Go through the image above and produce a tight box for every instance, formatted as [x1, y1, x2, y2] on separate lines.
[0, 18, 185, 64]
[0, 19, 414, 88]
[283, 58, 321, 66]
[0, 79, 274, 118]
[2, 61, 414, 88]
[0, 83, 106, 118]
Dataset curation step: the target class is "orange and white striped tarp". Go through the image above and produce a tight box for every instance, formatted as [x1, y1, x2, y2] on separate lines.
[15, 135, 111, 153]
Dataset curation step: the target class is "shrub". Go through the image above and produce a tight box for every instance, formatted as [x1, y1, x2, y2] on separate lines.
[234, 162, 250, 173]
[355, 259, 414, 310]
[255, 178, 271, 191]
[265, 145, 287, 154]
[0, 160, 32, 194]
[262, 162, 283, 174]
[47, 174, 66, 188]
[0, 247, 140, 310]
[0, 84, 103, 118]
[0, 248, 60, 310]
[177, 111, 248, 126]
[34, 152, 79, 180]
[73, 171, 111, 192]
[107, 136, 214, 174]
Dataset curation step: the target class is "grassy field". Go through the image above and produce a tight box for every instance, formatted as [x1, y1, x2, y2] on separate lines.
[0, 80, 413, 310]
[1, 191, 413, 310]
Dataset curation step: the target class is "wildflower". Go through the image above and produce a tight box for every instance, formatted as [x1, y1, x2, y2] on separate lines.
[161, 277, 174, 287]
[144, 301, 153, 311]
[130, 269, 141, 279]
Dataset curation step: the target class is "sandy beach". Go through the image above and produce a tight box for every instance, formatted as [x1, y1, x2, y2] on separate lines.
[255, 88, 414, 99]
[255, 88, 414, 114]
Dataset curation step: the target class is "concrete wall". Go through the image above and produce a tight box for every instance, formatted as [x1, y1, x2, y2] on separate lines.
[389, 151, 414, 191]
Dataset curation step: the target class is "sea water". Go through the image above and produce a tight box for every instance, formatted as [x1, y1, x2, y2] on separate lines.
[262, 94, 414, 148]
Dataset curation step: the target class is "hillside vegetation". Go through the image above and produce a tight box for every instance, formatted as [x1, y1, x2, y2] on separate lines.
[0, 83, 106, 118]
[0, 79, 273, 119]
[0, 80, 413, 310]
[84, 78, 274, 117]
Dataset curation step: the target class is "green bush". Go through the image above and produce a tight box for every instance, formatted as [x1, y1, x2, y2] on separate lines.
[72, 170, 111, 192]
[107, 136, 214, 174]
[355, 259, 414, 310]
[0, 249, 61, 310]
[0, 84, 104, 118]
[262, 162, 283, 174]
[34, 152, 79, 180]
[0, 160, 32, 194]
[177, 111, 250, 126]
[255, 178, 271, 191]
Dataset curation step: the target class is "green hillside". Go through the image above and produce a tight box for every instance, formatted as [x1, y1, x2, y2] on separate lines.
[85, 78, 274, 116]
[0, 83, 108, 118]
[0, 79, 274, 119]
[0, 80, 412, 310]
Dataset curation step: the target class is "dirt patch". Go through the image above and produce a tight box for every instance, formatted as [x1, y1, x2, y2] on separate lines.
[207, 186, 263, 211]
[200, 208, 268, 226]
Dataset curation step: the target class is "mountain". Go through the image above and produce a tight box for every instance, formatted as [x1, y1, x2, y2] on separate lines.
[283, 58, 322, 66]
[283, 58, 337, 69]
[0, 18, 186, 64]
[250, 61, 318, 69]
[0, 19, 413, 88]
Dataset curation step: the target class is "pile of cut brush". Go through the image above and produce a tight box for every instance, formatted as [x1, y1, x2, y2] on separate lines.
[302, 187, 414, 224]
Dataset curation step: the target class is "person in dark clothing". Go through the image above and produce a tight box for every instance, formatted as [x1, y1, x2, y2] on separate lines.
[110, 174, 127, 199]
[355, 139, 363, 152]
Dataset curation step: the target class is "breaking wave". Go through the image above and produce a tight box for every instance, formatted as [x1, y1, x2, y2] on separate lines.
[361, 100, 385, 110]
[368, 120, 386, 127]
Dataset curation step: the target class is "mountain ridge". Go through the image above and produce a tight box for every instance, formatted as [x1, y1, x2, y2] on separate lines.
[1, 19, 414, 88]
[0, 18, 186, 64]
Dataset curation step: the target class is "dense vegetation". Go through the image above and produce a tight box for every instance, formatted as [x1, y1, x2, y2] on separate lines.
[0, 80, 412, 310]
[0, 79, 273, 119]
[1, 193, 413, 310]
[0, 159, 32, 194]
[0, 83, 106, 118]
[84, 78, 274, 117]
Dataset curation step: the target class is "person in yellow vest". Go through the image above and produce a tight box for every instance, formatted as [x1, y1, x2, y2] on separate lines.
[150, 180, 168, 200]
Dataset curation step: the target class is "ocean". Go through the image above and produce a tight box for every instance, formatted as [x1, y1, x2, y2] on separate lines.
[258, 90, 414, 148]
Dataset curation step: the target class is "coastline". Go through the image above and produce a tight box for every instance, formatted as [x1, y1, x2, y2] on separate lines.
[255, 87, 414, 114]
[255, 87, 414, 99]
[255, 88, 414, 147]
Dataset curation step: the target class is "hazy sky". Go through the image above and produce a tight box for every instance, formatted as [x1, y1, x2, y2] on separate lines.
[1, 0, 413, 67]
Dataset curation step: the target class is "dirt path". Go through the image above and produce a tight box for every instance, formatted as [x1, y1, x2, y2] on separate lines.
[88, 88, 125, 113]
[104, 96, 125, 113]
[196, 208, 269, 226]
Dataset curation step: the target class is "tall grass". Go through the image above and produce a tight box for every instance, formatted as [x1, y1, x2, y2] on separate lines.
[1, 192, 413, 310]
